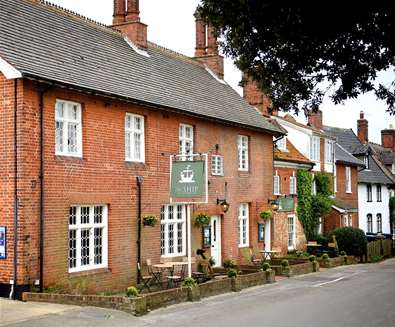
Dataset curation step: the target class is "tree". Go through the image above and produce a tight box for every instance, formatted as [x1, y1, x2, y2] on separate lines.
[198, 1, 395, 114]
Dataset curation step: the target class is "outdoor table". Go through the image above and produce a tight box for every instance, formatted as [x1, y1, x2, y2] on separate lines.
[259, 250, 280, 261]
[153, 262, 188, 288]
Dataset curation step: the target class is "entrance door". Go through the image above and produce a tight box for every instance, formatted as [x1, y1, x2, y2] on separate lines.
[210, 216, 221, 267]
[264, 220, 271, 251]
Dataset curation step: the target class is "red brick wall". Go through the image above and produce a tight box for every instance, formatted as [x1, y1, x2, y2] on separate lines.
[272, 166, 306, 254]
[1, 78, 275, 293]
[335, 164, 358, 208]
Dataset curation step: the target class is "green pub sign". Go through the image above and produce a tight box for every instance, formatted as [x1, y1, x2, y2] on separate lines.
[277, 197, 295, 212]
[171, 161, 205, 198]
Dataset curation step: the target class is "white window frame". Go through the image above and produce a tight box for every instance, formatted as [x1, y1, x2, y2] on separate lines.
[179, 124, 194, 161]
[238, 203, 249, 247]
[125, 113, 145, 162]
[367, 184, 372, 202]
[325, 139, 334, 164]
[376, 184, 382, 202]
[334, 165, 337, 193]
[392, 163, 395, 174]
[311, 177, 317, 195]
[160, 204, 187, 257]
[310, 136, 320, 162]
[377, 214, 382, 233]
[276, 136, 287, 151]
[68, 205, 108, 273]
[367, 214, 373, 233]
[273, 170, 281, 195]
[237, 135, 249, 171]
[211, 155, 224, 176]
[345, 166, 352, 193]
[289, 173, 297, 195]
[288, 215, 296, 250]
[55, 99, 82, 157]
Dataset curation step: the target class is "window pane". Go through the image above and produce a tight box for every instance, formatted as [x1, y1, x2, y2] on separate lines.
[81, 206, 90, 224]
[94, 206, 103, 224]
[81, 229, 90, 266]
[125, 132, 131, 159]
[94, 228, 103, 265]
[177, 222, 183, 253]
[55, 121, 63, 153]
[160, 224, 165, 255]
[168, 223, 174, 254]
[67, 122, 78, 153]
[69, 207, 77, 225]
[68, 229, 77, 269]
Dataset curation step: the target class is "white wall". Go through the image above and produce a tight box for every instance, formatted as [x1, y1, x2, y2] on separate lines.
[358, 183, 391, 234]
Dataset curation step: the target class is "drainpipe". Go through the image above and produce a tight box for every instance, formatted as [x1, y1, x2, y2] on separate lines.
[39, 85, 52, 293]
[136, 176, 143, 285]
[12, 79, 18, 300]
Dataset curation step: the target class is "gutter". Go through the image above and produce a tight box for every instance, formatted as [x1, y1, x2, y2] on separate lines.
[39, 85, 52, 293]
[11, 79, 18, 299]
[136, 176, 143, 285]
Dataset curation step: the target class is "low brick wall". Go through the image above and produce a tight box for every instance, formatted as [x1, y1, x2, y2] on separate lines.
[318, 255, 355, 268]
[23, 271, 275, 315]
[144, 287, 189, 311]
[233, 271, 267, 291]
[199, 278, 232, 298]
[22, 292, 145, 315]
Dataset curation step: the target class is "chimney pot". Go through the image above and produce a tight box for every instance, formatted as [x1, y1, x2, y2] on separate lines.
[360, 111, 364, 119]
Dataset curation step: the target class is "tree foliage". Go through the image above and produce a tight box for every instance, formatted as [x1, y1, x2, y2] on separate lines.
[311, 173, 333, 223]
[199, 1, 395, 114]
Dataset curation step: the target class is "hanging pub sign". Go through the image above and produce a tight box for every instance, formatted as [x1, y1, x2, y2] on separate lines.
[0, 226, 6, 259]
[170, 160, 205, 198]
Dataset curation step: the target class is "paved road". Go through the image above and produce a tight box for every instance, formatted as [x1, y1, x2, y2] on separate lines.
[2, 259, 395, 327]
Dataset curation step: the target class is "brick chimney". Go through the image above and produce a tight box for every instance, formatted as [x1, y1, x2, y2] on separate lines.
[242, 73, 273, 117]
[357, 111, 369, 144]
[112, 0, 147, 49]
[194, 13, 224, 79]
[381, 124, 395, 151]
[307, 109, 323, 130]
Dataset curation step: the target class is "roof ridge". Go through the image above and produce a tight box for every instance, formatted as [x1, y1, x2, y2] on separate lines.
[147, 41, 203, 67]
[32, 0, 114, 32]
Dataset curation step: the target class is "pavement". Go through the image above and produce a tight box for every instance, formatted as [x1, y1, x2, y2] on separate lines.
[1, 258, 395, 327]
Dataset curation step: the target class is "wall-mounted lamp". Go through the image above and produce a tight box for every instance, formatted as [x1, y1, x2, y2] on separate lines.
[268, 198, 280, 211]
[217, 181, 229, 213]
[217, 198, 230, 213]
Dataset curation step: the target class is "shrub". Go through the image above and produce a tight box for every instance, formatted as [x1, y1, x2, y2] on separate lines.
[370, 255, 383, 263]
[126, 286, 139, 297]
[281, 259, 289, 267]
[261, 262, 271, 271]
[330, 227, 367, 256]
[340, 250, 347, 256]
[223, 259, 236, 269]
[308, 255, 316, 262]
[227, 268, 238, 278]
[194, 213, 210, 226]
[314, 234, 329, 246]
[182, 277, 197, 287]
[322, 253, 329, 260]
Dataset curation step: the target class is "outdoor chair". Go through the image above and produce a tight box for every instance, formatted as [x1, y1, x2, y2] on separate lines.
[137, 262, 152, 293]
[166, 264, 185, 288]
[146, 259, 162, 286]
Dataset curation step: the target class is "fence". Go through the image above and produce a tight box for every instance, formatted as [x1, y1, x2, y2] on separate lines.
[367, 239, 392, 261]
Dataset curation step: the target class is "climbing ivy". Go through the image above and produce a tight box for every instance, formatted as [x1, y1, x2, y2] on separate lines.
[296, 170, 314, 240]
[297, 171, 333, 241]
[311, 172, 333, 225]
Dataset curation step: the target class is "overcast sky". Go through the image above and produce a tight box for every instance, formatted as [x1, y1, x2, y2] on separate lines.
[48, 0, 395, 143]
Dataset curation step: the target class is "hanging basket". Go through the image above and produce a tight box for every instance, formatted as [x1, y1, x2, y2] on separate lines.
[194, 213, 210, 227]
[142, 215, 158, 227]
[260, 210, 272, 221]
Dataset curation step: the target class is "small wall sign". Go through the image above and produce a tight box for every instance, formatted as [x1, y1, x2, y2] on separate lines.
[0, 226, 6, 259]
[258, 223, 265, 242]
[203, 225, 211, 248]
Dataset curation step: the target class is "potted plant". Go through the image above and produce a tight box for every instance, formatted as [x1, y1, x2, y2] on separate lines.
[194, 213, 210, 227]
[142, 215, 158, 227]
[260, 210, 272, 221]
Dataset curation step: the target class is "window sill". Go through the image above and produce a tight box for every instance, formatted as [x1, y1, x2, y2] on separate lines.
[55, 154, 83, 161]
[125, 161, 147, 168]
[238, 245, 249, 248]
[69, 267, 110, 278]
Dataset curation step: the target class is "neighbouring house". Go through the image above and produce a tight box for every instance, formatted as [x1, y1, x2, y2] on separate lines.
[0, 0, 284, 298]
[322, 128, 365, 232]
[324, 112, 395, 237]
[272, 136, 313, 254]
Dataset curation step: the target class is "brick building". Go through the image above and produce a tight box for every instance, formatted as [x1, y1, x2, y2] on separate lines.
[0, 0, 284, 298]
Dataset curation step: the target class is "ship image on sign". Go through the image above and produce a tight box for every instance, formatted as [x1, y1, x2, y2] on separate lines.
[171, 160, 204, 198]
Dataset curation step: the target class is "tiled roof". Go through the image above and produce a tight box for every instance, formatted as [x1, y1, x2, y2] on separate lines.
[0, 0, 283, 135]
[332, 198, 357, 211]
[274, 140, 313, 165]
[335, 143, 365, 167]
[370, 142, 395, 166]
[322, 126, 367, 155]
[324, 125, 395, 185]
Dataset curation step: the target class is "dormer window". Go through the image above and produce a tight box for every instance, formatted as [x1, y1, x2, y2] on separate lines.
[276, 137, 287, 151]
